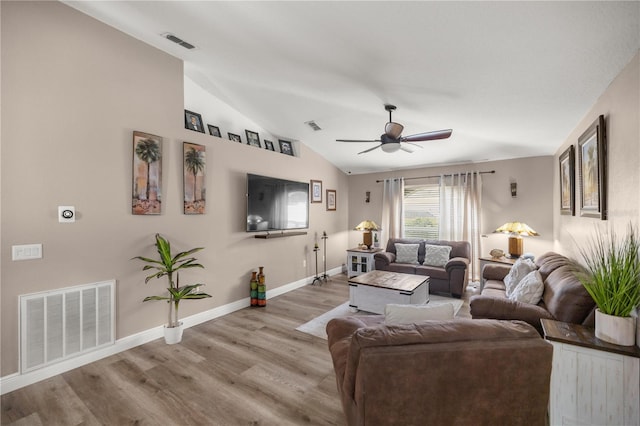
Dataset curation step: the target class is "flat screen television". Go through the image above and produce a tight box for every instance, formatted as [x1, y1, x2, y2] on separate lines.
[246, 173, 309, 232]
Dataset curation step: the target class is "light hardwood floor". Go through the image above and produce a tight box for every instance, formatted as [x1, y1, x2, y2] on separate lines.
[1, 274, 476, 426]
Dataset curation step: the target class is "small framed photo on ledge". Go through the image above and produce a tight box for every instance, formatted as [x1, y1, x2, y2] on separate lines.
[245, 130, 261, 147]
[207, 125, 221, 137]
[228, 132, 242, 143]
[184, 110, 205, 133]
[264, 140, 275, 151]
[279, 139, 294, 156]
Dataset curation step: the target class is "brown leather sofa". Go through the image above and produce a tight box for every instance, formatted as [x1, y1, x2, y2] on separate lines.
[470, 252, 596, 334]
[374, 238, 470, 298]
[326, 315, 552, 426]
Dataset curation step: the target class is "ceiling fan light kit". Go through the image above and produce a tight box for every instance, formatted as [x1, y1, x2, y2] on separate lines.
[336, 104, 452, 154]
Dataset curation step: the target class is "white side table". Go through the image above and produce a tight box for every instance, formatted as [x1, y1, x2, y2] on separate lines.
[346, 248, 382, 278]
[542, 319, 640, 426]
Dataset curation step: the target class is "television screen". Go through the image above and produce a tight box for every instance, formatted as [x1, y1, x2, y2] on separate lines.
[246, 174, 309, 232]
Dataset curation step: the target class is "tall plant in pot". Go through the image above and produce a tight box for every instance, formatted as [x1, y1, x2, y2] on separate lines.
[574, 224, 640, 346]
[132, 233, 211, 344]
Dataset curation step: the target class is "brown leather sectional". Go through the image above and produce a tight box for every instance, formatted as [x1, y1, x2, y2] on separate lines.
[470, 251, 596, 334]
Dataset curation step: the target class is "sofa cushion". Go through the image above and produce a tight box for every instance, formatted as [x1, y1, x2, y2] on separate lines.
[384, 303, 454, 325]
[509, 270, 544, 305]
[423, 244, 452, 267]
[388, 263, 418, 274]
[395, 243, 420, 264]
[504, 258, 536, 296]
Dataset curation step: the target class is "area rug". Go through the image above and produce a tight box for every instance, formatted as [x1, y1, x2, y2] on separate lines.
[295, 295, 464, 340]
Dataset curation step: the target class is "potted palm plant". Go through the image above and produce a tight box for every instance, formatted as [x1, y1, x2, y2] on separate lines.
[574, 224, 640, 346]
[132, 233, 211, 344]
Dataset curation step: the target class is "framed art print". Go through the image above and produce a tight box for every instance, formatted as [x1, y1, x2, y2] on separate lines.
[184, 110, 205, 133]
[578, 115, 607, 219]
[311, 180, 322, 203]
[326, 189, 336, 211]
[245, 130, 261, 147]
[279, 139, 294, 156]
[228, 132, 242, 143]
[559, 145, 575, 216]
[183, 142, 206, 214]
[264, 140, 275, 151]
[207, 124, 221, 137]
[132, 131, 162, 215]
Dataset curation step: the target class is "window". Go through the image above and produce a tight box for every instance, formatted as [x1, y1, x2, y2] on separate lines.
[404, 183, 440, 239]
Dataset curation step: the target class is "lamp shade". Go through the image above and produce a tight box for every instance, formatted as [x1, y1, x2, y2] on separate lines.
[355, 220, 380, 231]
[494, 222, 539, 236]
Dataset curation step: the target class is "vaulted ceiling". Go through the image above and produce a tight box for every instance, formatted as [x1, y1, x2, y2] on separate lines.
[65, 1, 640, 174]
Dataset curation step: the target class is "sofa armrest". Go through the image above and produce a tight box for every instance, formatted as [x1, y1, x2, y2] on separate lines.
[482, 264, 511, 281]
[469, 295, 554, 334]
[445, 256, 469, 272]
[374, 252, 395, 269]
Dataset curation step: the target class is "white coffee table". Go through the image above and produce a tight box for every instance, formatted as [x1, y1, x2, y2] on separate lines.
[348, 270, 429, 314]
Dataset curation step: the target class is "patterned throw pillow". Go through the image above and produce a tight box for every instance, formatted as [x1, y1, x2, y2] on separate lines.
[384, 303, 455, 325]
[395, 243, 420, 264]
[504, 258, 537, 296]
[423, 244, 452, 267]
[509, 270, 544, 304]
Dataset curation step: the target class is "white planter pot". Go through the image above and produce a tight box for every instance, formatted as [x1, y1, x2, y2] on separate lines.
[595, 309, 636, 346]
[164, 322, 184, 345]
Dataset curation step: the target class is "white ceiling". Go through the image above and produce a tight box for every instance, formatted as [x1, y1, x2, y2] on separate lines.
[65, 1, 639, 175]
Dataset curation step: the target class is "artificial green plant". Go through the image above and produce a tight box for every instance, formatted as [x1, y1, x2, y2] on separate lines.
[574, 224, 640, 317]
[132, 233, 211, 327]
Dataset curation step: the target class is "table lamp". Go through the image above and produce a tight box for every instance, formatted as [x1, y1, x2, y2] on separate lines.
[355, 220, 380, 249]
[494, 222, 539, 258]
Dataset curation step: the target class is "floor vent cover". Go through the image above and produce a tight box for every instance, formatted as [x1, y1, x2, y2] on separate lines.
[19, 280, 115, 373]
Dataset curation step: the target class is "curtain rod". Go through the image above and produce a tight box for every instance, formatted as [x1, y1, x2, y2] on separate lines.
[375, 170, 495, 183]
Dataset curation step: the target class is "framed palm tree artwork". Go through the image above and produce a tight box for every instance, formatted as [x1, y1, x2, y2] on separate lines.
[132, 131, 162, 215]
[183, 142, 206, 214]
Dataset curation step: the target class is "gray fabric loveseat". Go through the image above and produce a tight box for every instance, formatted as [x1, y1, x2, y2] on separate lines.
[374, 238, 470, 298]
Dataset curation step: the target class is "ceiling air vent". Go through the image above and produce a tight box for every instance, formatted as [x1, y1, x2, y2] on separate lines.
[305, 120, 322, 131]
[162, 33, 196, 50]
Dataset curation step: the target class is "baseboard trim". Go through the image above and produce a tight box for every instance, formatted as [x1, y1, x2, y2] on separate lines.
[0, 268, 343, 395]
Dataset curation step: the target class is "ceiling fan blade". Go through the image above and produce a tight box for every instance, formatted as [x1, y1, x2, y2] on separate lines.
[399, 145, 414, 153]
[336, 139, 381, 143]
[401, 129, 453, 142]
[357, 144, 383, 155]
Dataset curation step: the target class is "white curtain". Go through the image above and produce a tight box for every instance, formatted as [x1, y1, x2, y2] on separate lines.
[439, 172, 483, 282]
[381, 178, 405, 246]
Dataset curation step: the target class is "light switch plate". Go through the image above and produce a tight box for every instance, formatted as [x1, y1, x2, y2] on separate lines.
[12, 244, 43, 261]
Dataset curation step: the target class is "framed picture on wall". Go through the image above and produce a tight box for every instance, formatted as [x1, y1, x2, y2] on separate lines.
[326, 189, 336, 211]
[183, 142, 206, 214]
[578, 115, 607, 219]
[264, 140, 275, 151]
[132, 131, 162, 215]
[228, 132, 242, 143]
[279, 139, 294, 156]
[559, 145, 575, 216]
[310, 180, 322, 203]
[184, 110, 205, 133]
[207, 125, 221, 137]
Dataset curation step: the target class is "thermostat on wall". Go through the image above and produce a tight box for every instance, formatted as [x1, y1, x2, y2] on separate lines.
[58, 206, 75, 223]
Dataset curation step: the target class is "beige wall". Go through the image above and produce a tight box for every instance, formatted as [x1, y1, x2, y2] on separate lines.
[554, 51, 639, 259]
[347, 156, 555, 258]
[0, 1, 348, 376]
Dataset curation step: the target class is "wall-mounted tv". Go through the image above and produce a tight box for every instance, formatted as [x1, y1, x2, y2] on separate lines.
[246, 173, 309, 232]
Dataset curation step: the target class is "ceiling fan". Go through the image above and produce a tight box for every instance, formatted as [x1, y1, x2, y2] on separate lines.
[336, 104, 452, 154]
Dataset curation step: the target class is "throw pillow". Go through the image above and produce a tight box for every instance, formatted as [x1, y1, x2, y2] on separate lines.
[509, 270, 544, 305]
[395, 243, 420, 264]
[423, 244, 452, 267]
[384, 303, 455, 325]
[504, 258, 536, 296]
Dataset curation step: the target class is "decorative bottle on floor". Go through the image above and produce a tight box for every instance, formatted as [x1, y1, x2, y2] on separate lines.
[257, 266, 266, 307]
[250, 271, 258, 306]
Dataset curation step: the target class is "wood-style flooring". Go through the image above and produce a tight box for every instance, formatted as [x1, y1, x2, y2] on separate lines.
[1, 274, 476, 426]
